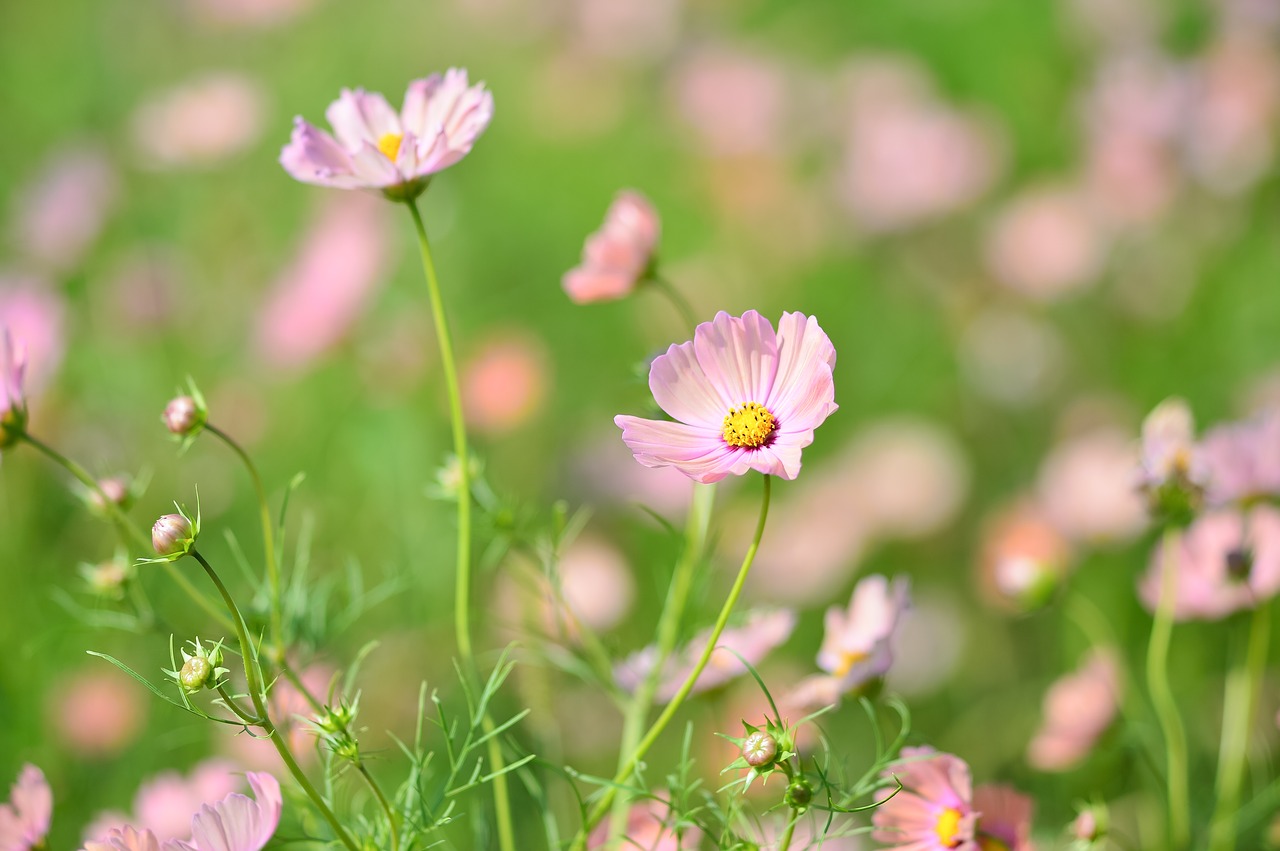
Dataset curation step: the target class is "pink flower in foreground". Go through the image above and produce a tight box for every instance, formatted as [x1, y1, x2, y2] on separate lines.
[873, 747, 978, 850]
[1139, 506, 1280, 621]
[280, 69, 493, 199]
[562, 191, 660, 304]
[810, 574, 910, 697]
[615, 310, 837, 483]
[1200, 410, 1280, 506]
[84, 773, 280, 851]
[1027, 649, 1121, 772]
[0, 764, 52, 851]
[0, 331, 27, 448]
[615, 609, 796, 702]
[972, 785, 1036, 851]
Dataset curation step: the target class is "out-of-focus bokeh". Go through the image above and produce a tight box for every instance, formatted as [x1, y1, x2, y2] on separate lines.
[3, 0, 1280, 846]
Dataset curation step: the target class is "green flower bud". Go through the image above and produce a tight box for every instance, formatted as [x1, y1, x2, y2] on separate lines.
[785, 778, 813, 811]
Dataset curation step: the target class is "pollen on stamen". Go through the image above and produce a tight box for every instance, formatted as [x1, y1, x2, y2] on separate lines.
[376, 132, 403, 161]
[722, 402, 777, 449]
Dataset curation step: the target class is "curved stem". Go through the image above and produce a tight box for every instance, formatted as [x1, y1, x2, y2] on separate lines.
[358, 763, 401, 851]
[192, 550, 359, 851]
[606, 483, 715, 842]
[1208, 601, 1271, 851]
[575, 475, 772, 847]
[20, 432, 232, 631]
[1146, 527, 1190, 850]
[406, 201, 516, 851]
[206, 423, 283, 661]
[648, 276, 698, 332]
[216, 683, 263, 726]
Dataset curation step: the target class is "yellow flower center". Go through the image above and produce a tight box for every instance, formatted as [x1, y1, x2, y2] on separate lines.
[833, 649, 869, 678]
[722, 402, 776, 448]
[376, 132, 403, 161]
[935, 807, 963, 847]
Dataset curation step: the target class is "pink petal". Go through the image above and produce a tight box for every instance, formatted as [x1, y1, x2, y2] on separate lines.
[649, 338, 732, 427]
[279, 119, 360, 188]
[692, 310, 779, 407]
[747, 440, 803, 479]
[766, 312, 838, 430]
[401, 69, 493, 156]
[614, 415, 745, 483]
[324, 88, 401, 152]
[561, 268, 634, 304]
[349, 141, 403, 188]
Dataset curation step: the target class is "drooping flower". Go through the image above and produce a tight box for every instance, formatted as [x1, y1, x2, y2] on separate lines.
[0, 764, 52, 851]
[873, 746, 979, 850]
[1138, 506, 1280, 621]
[0, 330, 27, 449]
[614, 609, 796, 702]
[562, 190, 660, 304]
[280, 69, 493, 200]
[615, 310, 837, 483]
[1027, 648, 1121, 772]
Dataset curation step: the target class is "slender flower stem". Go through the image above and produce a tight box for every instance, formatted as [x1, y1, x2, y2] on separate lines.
[606, 483, 715, 842]
[406, 200, 516, 851]
[206, 423, 283, 661]
[19, 432, 232, 631]
[216, 683, 262, 726]
[777, 817, 797, 851]
[1146, 527, 1190, 850]
[1208, 601, 1271, 851]
[648, 276, 698, 331]
[574, 475, 772, 848]
[358, 763, 401, 851]
[192, 550, 359, 851]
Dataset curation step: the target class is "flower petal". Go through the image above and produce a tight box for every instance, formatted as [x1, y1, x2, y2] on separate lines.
[767, 312, 837, 429]
[402, 69, 494, 157]
[279, 119, 362, 188]
[614, 415, 744, 483]
[692, 310, 779, 407]
[649, 338, 732, 427]
[324, 88, 401, 152]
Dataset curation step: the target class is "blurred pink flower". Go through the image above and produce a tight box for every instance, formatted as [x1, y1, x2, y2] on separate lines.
[0, 331, 27, 448]
[461, 332, 549, 434]
[1200, 409, 1280, 506]
[224, 664, 331, 771]
[569, 432, 695, 516]
[978, 501, 1073, 612]
[814, 574, 910, 694]
[0, 764, 52, 851]
[873, 746, 978, 850]
[51, 669, 147, 757]
[1036, 427, 1148, 543]
[281, 70, 493, 198]
[984, 185, 1109, 301]
[184, 0, 315, 29]
[1027, 648, 1121, 771]
[554, 537, 636, 633]
[570, 0, 681, 62]
[1139, 507, 1280, 621]
[669, 47, 791, 157]
[616, 609, 796, 702]
[615, 311, 838, 483]
[133, 762, 244, 843]
[1138, 397, 1206, 494]
[131, 74, 266, 169]
[588, 793, 701, 849]
[253, 194, 392, 370]
[8, 144, 119, 273]
[0, 280, 66, 396]
[562, 191, 660, 304]
[972, 785, 1036, 851]
[836, 58, 1003, 233]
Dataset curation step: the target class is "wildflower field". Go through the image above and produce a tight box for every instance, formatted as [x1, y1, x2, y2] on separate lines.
[2, 0, 1280, 848]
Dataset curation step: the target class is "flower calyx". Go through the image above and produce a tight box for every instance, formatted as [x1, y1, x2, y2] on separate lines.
[720, 716, 796, 793]
[310, 695, 362, 764]
[164, 637, 230, 694]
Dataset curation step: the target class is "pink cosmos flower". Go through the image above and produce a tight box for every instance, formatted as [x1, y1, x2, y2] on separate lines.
[978, 501, 1073, 613]
[0, 278, 66, 396]
[972, 785, 1036, 851]
[84, 773, 280, 851]
[8, 144, 119, 273]
[1036, 427, 1148, 544]
[808, 574, 910, 698]
[0, 764, 52, 851]
[0, 331, 27, 447]
[615, 609, 796, 702]
[615, 311, 837, 484]
[1027, 648, 1121, 772]
[1200, 410, 1280, 506]
[131, 74, 266, 169]
[1137, 398, 1207, 495]
[461, 332, 550, 434]
[873, 747, 979, 850]
[984, 185, 1109, 302]
[280, 69, 493, 199]
[562, 191, 660, 304]
[51, 668, 147, 756]
[1139, 506, 1280, 621]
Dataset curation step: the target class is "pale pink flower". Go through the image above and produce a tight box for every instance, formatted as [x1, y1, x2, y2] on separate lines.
[554, 537, 636, 632]
[837, 58, 1003, 233]
[1200, 410, 1280, 506]
[813, 575, 910, 695]
[0, 279, 66, 396]
[972, 785, 1036, 851]
[873, 747, 979, 851]
[1137, 397, 1206, 493]
[570, 0, 681, 62]
[615, 609, 796, 702]
[131, 74, 266, 169]
[1028, 649, 1121, 771]
[669, 47, 791, 157]
[253, 194, 392, 370]
[0, 331, 26, 447]
[84, 825, 162, 851]
[0, 764, 52, 851]
[281, 70, 493, 198]
[224, 665, 331, 771]
[1036, 427, 1148, 543]
[184, 0, 315, 30]
[588, 793, 701, 849]
[461, 332, 550, 434]
[615, 310, 837, 484]
[985, 185, 1109, 301]
[134, 762, 244, 843]
[51, 669, 147, 756]
[8, 144, 119, 272]
[1139, 507, 1280, 621]
[978, 501, 1073, 612]
[562, 191, 660, 304]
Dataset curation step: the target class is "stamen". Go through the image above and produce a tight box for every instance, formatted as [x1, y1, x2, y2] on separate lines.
[934, 807, 963, 847]
[376, 132, 403, 161]
[722, 402, 777, 449]
[833, 649, 869, 678]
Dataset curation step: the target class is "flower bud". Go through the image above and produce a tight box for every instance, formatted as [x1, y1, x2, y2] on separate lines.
[163, 395, 205, 437]
[152, 513, 194, 556]
[784, 778, 813, 811]
[180, 656, 213, 691]
[81, 557, 131, 598]
[742, 731, 778, 768]
[1072, 803, 1108, 843]
[165, 638, 228, 695]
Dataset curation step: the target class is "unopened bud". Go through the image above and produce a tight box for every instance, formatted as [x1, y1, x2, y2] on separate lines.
[152, 513, 194, 556]
[1072, 804, 1108, 843]
[82, 558, 130, 598]
[742, 731, 778, 768]
[784, 778, 813, 811]
[163, 394, 205, 437]
[180, 656, 213, 691]
[89, 477, 133, 515]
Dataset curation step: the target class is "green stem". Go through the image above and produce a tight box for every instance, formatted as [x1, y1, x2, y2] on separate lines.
[1146, 527, 1190, 850]
[606, 483, 715, 842]
[1208, 601, 1271, 851]
[358, 763, 401, 851]
[648, 276, 698, 331]
[406, 201, 516, 851]
[20, 432, 232, 632]
[206, 423, 283, 662]
[574, 475, 772, 848]
[192, 550, 359, 851]
[216, 683, 262, 726]
[777, 817, 797, 851]
[277, 655, 327, 715]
